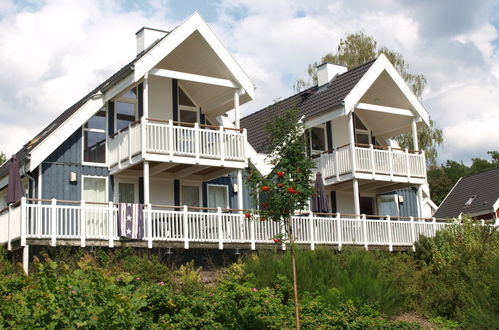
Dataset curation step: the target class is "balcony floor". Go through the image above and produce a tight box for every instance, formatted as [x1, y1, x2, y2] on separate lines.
[326, 176, 422, 194]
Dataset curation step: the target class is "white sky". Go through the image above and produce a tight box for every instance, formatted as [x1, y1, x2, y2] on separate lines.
[0, 0, 498, 165]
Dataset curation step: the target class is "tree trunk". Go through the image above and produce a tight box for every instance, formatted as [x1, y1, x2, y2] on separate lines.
[288, 217, 301, 330]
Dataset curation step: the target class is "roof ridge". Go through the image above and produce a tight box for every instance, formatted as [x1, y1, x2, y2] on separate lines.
[461, 166, 499, 180]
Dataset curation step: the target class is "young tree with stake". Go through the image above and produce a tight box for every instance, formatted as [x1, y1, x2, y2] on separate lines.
[246, 108, 315, 329]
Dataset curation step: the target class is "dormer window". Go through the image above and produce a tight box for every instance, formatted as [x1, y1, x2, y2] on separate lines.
[83, 108, 107, 164]
[464, 195, 476, 207]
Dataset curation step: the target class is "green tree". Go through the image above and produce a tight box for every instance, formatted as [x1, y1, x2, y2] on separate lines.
[295, 32, 443, 167]
[0, 152, 6, 166]
[247, 108, 316, 329]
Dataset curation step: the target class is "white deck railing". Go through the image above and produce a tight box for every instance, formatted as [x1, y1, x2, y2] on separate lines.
[315, 144, 426, 182]
[108, 118, 246, 167]
[0, 198, 467, 252]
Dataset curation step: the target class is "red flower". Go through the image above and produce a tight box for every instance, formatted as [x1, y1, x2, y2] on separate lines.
[261, 186, 270, 191]
[245, 212, 251, 218]
[277, 171, 284, 177]
[273, 238, 281, 243]
[277, 183, 284, 188]
[287, 187, 299, 194]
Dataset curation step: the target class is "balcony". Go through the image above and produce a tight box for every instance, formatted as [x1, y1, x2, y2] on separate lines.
[315, 143, 426, 187]
[108, 117, 247, 174]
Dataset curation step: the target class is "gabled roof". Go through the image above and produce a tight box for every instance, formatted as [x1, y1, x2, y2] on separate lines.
[241, 59, 375, 153]
[434, 167, 499, 218]
[0, 12, 254, 179]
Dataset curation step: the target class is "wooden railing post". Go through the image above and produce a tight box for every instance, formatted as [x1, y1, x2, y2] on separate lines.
[194, 123, 200, 163]
[388, 146, 393, 181]
[242, 128, 248, 164]
[405, 148, 411, 181]
[281, 219, 286, 251]
[410, 216, 416, 251]
[51, 198, 57, 247]
[168, 120, 174, 158]
[432, 217, 437, 236]
[219, 126, 225, 165]
[309, 211, 315, 251]
[20, 197, 26, 247]
[362, 214, 368, 250]
[387, 215, 393, 252]
[108, 202, 114, 248]
[80, 201, 86, 247]
[183, 205, 189, 249]
[117, 130, 122, 169]
[147, 204, 153, 248]
[250, 216, 256, 250]
[217, 207, 223, 250]
[141, 117, 147, 158]
[336, 213, 342, 250]
[7, 203, 12, 251]
[369, 144, 375, 178]
[128, 123, 132, 163]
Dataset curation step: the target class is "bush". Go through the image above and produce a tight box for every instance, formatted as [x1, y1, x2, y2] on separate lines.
[415, 219, 499, 328]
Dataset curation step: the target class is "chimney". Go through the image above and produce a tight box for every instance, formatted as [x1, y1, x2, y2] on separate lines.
[135, 27, 169, 55]
[316, 63, 347, 88]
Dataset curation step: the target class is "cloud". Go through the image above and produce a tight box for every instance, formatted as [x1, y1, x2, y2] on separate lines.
[0, 0, 498, 167]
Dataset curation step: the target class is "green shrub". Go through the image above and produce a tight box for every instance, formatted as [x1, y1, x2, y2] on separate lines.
[415, 219, 499, 328]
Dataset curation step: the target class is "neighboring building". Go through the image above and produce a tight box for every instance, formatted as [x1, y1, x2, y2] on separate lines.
[434, 167, 499, 222]
[0, 13, 255, 211]
[241, 58, 435, 218]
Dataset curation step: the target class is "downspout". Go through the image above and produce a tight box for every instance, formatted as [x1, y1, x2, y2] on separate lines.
[22, 159, 36, 199]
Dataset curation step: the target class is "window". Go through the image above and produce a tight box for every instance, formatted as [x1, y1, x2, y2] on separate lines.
[181, 185, 200, 207]
[115, 87, 138, 131]
[377, 195, 400, 217]
[179, 88, 195, 106]
[208, 185, 229, 209]
[354, 113, 371, 145]
[178, 87, 198, 123]
[306, 125, 327, 154]
[82, 176, 107, 203]
[464, 195, 476, 207]
[83, 109, 106, 164]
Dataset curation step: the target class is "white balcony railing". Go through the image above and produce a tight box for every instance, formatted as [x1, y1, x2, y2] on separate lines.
[0, 198, 469, 252]
[315, 144, 426, 183]
[108, 118, 246, 168]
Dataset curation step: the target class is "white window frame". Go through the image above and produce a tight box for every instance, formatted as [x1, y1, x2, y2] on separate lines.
[82, 107, 108, 167]
[207, 184, 230, 209]
[114, 87, 138, 133]
[113, 177, 139, 204]
[180, 182, 202, 207]
[309, 124, 327, 155]
[81, 175, 109, 203]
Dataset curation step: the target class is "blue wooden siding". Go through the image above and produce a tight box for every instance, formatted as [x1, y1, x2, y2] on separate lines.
[40, 129, 111, 201]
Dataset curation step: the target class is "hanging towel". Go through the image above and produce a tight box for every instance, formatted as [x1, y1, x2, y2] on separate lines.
[118, 203, 145, 240]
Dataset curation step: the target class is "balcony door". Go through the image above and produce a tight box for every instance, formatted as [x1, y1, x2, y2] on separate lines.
[114, 178, 138, 204]
[207, 184, 229, 209]
[181, 185, 201, 207]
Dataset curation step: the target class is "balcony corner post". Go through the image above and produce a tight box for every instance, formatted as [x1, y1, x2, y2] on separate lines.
[194, 122, 200, 163]
[334, 149, 339, 181]
[141, 117, 147, 158]
[219, 126, 225, 166]
[183, 205, 189, 249]
[20, 196, 26, 247]
[369, 144, 375, 178]
[80, 200, 86, 247]
[387, 215, 393, 252]
[168, 119, 174, 158]
[250, 216, 255, 250]
[388, 146, 394, 181]
[7, 203, 12, 251]
[432, 217, 437, 237]
[51, 198, 57, 247]
[410, 216, 415, 252]
[405, 148, 411, 182]
[362, 214, 368, 250]
[147, 204, 153, 248]
[108, 201, 114, 248]
[336, 212, 342, 251]
[309, 211, 315, 251]
[242, 128, 248, 163]
[217, 207, 223, 250]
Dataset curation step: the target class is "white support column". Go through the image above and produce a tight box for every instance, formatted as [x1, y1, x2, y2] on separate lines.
[143, 75, 149, 118]
[143, 161, 150, 204]
[23, 245, 29, 275]
[412, 117, 419, 151]
[347, 112, 356, 174]
[234, 89, 240, 129]
[417, 185, 424, 218]
[352, 178, 360, 218]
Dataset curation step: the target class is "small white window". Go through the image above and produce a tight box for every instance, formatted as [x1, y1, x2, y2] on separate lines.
[82, 176, 107, 203]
